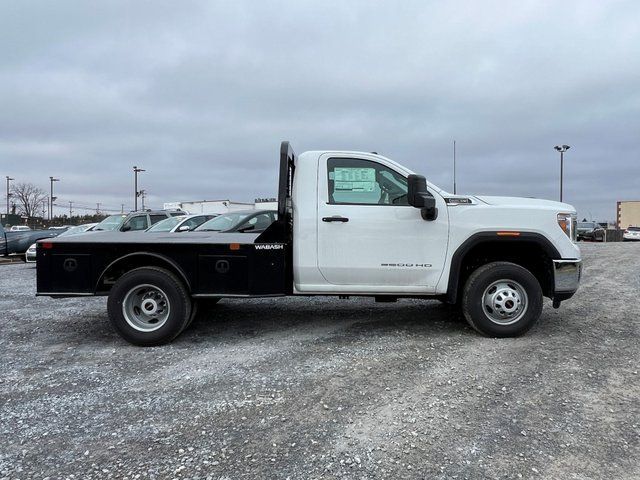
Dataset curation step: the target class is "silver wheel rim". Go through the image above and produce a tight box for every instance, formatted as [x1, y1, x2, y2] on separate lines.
[481, 279, 528, 325]
[122, 284, 171, 332]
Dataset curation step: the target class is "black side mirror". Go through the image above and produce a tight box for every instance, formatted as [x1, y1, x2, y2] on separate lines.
[121, 225, 131, 232]
[407, 174, 438, 221]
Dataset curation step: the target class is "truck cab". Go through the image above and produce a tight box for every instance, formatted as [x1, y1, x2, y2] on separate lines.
[291, 147, 580, 301]
[36, 142, 581, 346]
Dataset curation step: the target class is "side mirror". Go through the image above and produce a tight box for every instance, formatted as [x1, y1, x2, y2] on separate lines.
[121, 225, 131, 232]
[177, 225, 190, 232]
[407, 174, 438, 221]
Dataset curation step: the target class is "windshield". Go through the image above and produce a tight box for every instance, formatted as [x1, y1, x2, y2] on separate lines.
[147, 216, 182, 232]
[93, 215, 127, 231]
[578, 222, 596, 228]
[195, 212, 251, 232]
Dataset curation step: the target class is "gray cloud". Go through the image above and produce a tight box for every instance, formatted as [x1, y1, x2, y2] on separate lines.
[1, 0, 639, 220]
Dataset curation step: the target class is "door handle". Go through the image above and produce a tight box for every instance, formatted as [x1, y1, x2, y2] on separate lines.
[322, 216, 349, 223]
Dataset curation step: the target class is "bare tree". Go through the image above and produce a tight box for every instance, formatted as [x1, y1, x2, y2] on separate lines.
[10, 182, 48, 218]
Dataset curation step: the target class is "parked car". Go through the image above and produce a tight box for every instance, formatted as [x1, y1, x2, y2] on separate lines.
[623, 226, 640, 241]
[146, 214, 216, 233]
[1, 224, 60, 257]
[9, 225, 31, 232]
[576, 221, 605, 242]
[26, 223, 97, 263]
[195, 210, 277, 233]
[92, 210, 185, 233]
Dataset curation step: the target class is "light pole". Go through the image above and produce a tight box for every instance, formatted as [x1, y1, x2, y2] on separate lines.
[133, 166, 145, 211]
[554, 145, 570, 202]
[6, 176, 14, 216]
[49, 176, 60, 221]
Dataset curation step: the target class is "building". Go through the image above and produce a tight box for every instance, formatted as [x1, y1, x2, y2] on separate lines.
[617, 201, 640, 229]
[163, 199, 277, 215]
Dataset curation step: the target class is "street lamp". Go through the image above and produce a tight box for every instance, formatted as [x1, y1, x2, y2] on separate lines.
[49, 176, 60, 221]
[554, 145, 570, 202]
[133, 166, 145, 211]
[6, 176, 14, 216]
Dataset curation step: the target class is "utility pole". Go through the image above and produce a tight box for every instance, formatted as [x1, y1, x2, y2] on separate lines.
[554, 145, 570, 202]
[96, 203, 101, 215]
[453, 140, 457, 194]
[49, 176, 60, 221]
[140, 190, 146, 210]
[69, 201, 73, 218]
[6, 176, 14, 216]
[121, 204, 125, 214]
[133, 166, 145, 211]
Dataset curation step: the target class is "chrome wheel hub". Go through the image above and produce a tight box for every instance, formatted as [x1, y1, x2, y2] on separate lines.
[122, 284, 170, 332]
[482, 279, 528, 325]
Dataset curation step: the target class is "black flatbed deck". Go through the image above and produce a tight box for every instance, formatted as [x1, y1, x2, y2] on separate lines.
[37, 231, 288, 298]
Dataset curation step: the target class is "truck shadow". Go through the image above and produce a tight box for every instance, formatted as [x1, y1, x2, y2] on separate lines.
[184, 298, 471, 343]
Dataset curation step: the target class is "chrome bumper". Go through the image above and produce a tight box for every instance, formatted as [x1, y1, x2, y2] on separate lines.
[553, 259, 582, 294]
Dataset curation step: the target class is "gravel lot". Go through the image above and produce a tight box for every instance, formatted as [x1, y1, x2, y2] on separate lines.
[1, 243, 639, 479]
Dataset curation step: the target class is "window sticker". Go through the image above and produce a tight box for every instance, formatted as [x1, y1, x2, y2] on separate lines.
[333, 167, 376, 193]
[334, 167, 375, 182]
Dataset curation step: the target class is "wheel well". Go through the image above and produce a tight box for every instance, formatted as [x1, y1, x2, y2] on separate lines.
[95, 253, 190, 294]
[448, 240, 555, 303]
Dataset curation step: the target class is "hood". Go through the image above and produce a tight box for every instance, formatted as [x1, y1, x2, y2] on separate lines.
[473, 195, 575, 212]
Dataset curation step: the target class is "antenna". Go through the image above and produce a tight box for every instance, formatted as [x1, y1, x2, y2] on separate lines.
[453, 140, 457, 194]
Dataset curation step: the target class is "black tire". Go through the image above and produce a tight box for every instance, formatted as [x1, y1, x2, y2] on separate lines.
[107, 266, 192, 346]
[462, 262, 543, 337]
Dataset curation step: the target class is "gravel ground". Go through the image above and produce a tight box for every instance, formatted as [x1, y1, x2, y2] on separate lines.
[1, 243, 639, 480]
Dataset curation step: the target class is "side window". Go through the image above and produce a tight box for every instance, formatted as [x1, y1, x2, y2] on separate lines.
[123, 215, 148, 231]
[243, 213, 273, 231]
[327, 158, 409, 206]
[183, 216, 206, 230]
[149, 214, 167, 225]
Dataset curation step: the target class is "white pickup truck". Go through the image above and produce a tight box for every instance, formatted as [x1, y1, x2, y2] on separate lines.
[36, 142, 582, 346]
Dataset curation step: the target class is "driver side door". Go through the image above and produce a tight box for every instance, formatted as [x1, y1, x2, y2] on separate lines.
[316, 154, 449, 292]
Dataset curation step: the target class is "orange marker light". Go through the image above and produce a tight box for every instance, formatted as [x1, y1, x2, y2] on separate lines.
[229, 243, 240, 250]
[496, 231, 521, 237]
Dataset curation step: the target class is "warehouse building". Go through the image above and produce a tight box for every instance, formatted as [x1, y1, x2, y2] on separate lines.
[617, 201, 640, 229]
[163, 198, 277, 214]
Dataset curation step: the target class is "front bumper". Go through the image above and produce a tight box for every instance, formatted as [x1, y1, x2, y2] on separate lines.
[552, 259, 582, 301]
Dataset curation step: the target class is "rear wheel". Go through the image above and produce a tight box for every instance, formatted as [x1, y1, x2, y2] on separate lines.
[107, 267, 192, 346]
[462, 262, 542, 337]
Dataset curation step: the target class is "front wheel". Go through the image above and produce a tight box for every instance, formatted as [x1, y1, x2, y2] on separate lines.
[462, 262, 543, 337]
[107, 267, 192, 346]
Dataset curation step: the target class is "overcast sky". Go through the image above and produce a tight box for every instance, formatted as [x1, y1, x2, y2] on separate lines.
[1, 0, 639, 220]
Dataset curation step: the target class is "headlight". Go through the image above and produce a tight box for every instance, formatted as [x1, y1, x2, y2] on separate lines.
[557, 213, 577, 242]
